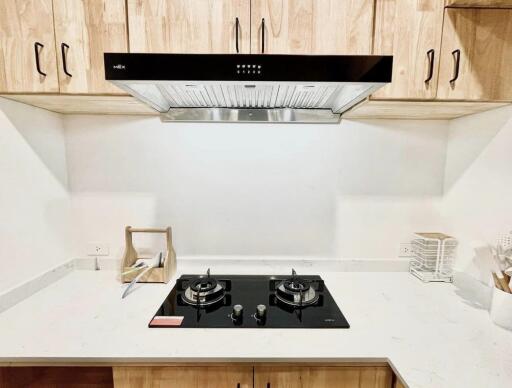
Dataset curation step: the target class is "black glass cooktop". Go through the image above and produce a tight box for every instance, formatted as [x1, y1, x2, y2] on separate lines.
[149, 272, 349, 328]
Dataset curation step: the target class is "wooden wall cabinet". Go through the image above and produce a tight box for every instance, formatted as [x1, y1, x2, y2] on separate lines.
[372, 0, 444, 100]
[250, 0, 374, 54]
[0, 0, 129, 95]
[254, 366, 393, 388]
[347, 0, 512, 119]
[128, 0, 373, 55]
[0, 0, 59, 93]
[127, 0, 251, 54]
[52, 0, 129, 94]
[436, 7, 512, 101]
[2, 0, 512, 118]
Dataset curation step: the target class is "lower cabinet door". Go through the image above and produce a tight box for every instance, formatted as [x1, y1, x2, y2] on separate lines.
[254, 366, 393, 388]
[0, 367, 113, 388]
[113, 366, 253, 388]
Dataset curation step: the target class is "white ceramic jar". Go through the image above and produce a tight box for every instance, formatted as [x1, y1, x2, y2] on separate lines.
[490, 286, 512, 330]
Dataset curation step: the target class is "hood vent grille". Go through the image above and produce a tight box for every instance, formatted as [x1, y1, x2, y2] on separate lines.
[163, 84, 336, 109]
[124, 82, 373, 113]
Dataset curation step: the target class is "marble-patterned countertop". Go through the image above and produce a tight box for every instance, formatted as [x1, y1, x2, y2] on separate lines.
[0, 259, 511, 388]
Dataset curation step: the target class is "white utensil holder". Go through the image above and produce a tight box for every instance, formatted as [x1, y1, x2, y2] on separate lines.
[490, 286, 512, 330]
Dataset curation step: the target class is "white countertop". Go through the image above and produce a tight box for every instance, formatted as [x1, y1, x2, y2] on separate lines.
[0, 261, 511, 388]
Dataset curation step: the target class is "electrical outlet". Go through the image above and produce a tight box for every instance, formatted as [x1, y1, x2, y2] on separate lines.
[87, 243, 109, 256]
[399, 243, 413, 257]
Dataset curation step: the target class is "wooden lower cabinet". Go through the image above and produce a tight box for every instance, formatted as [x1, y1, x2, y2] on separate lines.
[394, 377, 406, 388]
[113, 365, 393, 388]
[0, 364, 395, 388]
[254, 366, 393, 388]
[113, 366, 253, 388]
[0, 367, 113, 388]
[445, 0, 512, 7]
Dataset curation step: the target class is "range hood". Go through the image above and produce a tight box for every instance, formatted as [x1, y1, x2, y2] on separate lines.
[104, 53, 392, 123]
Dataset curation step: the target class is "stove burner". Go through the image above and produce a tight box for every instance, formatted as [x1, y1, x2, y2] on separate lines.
[189, 277, 218, 293]
[283, 278, 311, 292]
[275, 269, 319, 307]
[182, 269, 225, 307]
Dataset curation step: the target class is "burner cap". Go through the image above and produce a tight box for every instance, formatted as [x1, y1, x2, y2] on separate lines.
[283, 278, 310, 293]
[189, 277, 218, 293]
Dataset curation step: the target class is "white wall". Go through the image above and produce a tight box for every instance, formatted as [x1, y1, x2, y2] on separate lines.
[0, 98, 71, 293]
[64, 115, 448, 259]
[2, 96, 510, 286]
[442, 105, 512, 270]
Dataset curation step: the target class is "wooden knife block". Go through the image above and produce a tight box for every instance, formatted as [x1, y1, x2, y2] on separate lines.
[121, 226, 176, 283]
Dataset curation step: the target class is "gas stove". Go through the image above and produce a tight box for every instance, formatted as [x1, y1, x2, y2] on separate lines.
[149, 269, 349, 328]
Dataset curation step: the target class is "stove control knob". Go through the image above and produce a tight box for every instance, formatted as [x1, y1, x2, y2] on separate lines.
[256, 304, 267, 319]
[232, 304, 243, 318]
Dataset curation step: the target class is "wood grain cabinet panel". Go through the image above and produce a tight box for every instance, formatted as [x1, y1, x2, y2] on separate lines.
[127, 0, 251, 54]
[52, 0, 128, 94]
[371, 0, 444, 100]
[0, 367, 113, 388]
[393, 377, 407, 388]
[113, 366, 253, 388]
[254, 366, 393, 388]
[250, 0, 374, 54]
[437, 8, 512, 101]
[343, 99, 509, 120]
[0, 0, 59, 93]
[446, 0, 512, 7]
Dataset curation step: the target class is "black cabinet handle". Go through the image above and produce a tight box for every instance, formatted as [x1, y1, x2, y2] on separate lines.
[266, 383, 271, 388]
[236, 383, 240, 388]
[425, 49, 434, 83]
[34, 42, 46, 76]
[61, 42, 72, 77]
[235, 17, 240, 53]
[261, 18, 265, 53]
[449, 49, 460, 85]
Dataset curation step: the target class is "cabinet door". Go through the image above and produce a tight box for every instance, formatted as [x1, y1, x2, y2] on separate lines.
[254, 366, 393, 388]
[0, 0, 59, 93]
[445, 0, 512, 7]
[371, 0, 444, 100]
[0, 367, 113, 388]
[113, 366, 253, 388]
[127, 0, 251, 54]
[437, 8, 512, 101]
[52, 0, 128, 94]
[250, 0, 374, 54]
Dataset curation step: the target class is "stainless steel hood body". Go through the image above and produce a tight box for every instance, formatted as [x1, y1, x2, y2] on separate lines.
[104, 53, 392, 123]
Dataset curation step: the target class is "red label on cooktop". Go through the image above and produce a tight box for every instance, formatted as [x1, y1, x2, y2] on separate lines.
[149, 316, 184, 327]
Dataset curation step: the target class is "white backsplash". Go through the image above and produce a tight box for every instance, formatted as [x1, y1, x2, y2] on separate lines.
[63, 116, 447, 259]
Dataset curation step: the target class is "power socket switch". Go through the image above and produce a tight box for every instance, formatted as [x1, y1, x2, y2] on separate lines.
[87, 242, 109, 256]
[399, 243, 413, 257]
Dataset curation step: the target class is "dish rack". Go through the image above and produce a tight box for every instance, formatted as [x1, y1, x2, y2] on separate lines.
[409, 233, 457, 282]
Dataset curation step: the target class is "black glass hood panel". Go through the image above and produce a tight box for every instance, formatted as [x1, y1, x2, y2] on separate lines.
[104, 53, 392, 83]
